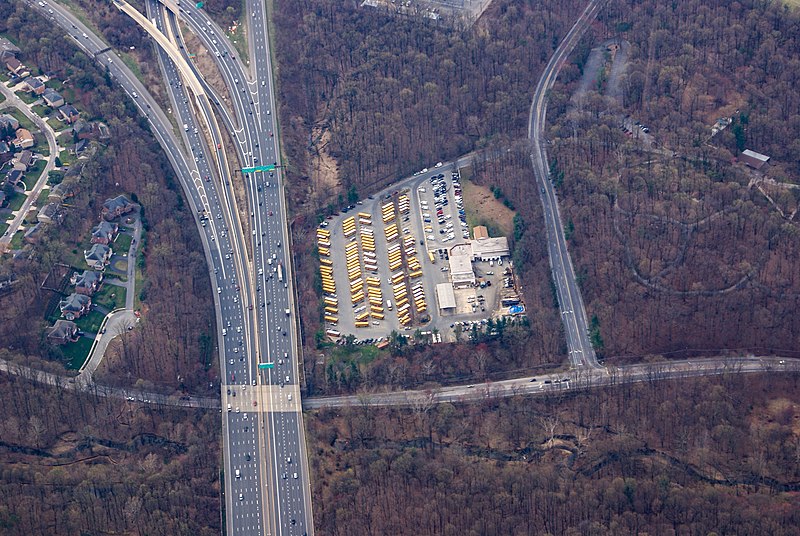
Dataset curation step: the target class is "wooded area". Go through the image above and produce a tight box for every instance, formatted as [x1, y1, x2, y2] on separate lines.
[308, 372, 800, 535]
[0, 2, 218, 394]
[0, 372, 220, 535]
[275, 0, 800, 379]
[547, 0, 800, 360]
[274, 0, 587, 392]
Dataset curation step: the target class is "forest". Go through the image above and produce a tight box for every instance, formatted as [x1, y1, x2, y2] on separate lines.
[273, 0, 800, 385]
[0, 2, 218, 394]
[307, 372, 800, 535]
[546, 0, 800, 360]
[0, 372, 220, 535]
[273, 0, 587, 392]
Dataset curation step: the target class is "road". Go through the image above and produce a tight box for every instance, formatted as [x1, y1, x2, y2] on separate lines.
[305, 356, 800, 408]
[528, 0, 606, 370]
[0, 82, 59, 247]
[151, 1, 313, 533]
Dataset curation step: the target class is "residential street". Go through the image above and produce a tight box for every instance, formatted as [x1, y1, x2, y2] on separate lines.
[78, 212, 143, 381]
[0, 80, 60, 247]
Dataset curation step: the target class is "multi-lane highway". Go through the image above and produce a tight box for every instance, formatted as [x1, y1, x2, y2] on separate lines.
[149, 1, 314, 533]
[528, 0, 606, 370]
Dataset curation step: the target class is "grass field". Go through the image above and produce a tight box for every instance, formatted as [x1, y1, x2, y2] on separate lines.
[7, 191, 27, 212]
[74, 310, 105, 334]
[92, 283, 126, 311]
[23, 160, 45, 190]
[114, 232, 133, 254]
[61, 336, 94, 370]
[10, 230, 24, 249]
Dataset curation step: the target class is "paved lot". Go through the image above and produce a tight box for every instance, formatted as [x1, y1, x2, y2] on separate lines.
[319, 161, 512, 342]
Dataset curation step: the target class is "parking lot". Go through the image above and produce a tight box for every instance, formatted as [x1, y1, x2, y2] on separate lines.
[317, 161, 519, 343]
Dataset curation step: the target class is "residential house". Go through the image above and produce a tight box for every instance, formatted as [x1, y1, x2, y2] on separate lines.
[42, 89, 65, 108]
[58, 104, 80, 124]
[13, 128, 34, 149]
[71, 269, 103, 296]
[22, 76, 45, 95]
[15, 150, 33, 169]
[84, 243, 112, 270]
[0, 37, 21, 62]
[5, 168, 24, 188]
[23, 222, 43, 244]
[71, 138, 89, 156]
[91, 221, 118, 245]
[58, 293, 91, 321]
[47, 320, 79, 344]
[73, 120, 96, 140]
[48, 180, 77, 202]
[0, 114, 20, 132]
[5, 57, 29, 78]
[0, 141, 11, 164]
[101, 195, 136, 220]
[37, 202, 62, 224]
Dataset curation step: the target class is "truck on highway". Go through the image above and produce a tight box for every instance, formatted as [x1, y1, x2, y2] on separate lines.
[277, 262, 284, 282]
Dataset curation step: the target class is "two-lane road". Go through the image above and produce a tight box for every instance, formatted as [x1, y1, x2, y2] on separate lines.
[528, 0, 606, 370]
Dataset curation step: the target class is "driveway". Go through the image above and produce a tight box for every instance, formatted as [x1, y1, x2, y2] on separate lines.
[77, 213, 143, 381]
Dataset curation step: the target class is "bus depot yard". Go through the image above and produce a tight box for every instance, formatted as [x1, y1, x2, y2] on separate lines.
[318, 162, 525, 343]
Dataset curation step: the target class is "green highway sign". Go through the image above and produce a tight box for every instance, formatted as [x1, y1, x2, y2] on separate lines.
[241, 164, 276, 174]
[258, 362, 275, 370]
[196, 2, 204, 8]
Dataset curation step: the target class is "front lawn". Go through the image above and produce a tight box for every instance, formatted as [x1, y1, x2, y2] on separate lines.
[36, 188, 50, 206]
[10, 230, 24, 249]
[23, 160, 45, 190]
[0, 222, 8, 236]
[114, 232, 133, 254]
[32, 104, 51, 118]
[7, 191, 27, 212]
[16, 91, 38, 105]
[60, 336, 94, 370]
[93, 283, 126, 311]
[74, 310, 105, 334]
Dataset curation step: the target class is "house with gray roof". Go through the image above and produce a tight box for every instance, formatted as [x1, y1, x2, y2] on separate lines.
[59, 293, 91, 320]
[101, 194, 136, 220]
[91, 221, 118, 245]
[84, 243, 112, 270]
[72, 269, 103, 296]
[42, 89, 64, 108]
[47, 320, 79, 344]
[58, 104, 79, 124]
[22, 76, 45, 95]
[37, 202, 62, 224]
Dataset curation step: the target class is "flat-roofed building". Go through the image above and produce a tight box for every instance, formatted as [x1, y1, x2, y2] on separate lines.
[436, 282, 457, 312]
[470, 236, 509, 261]
[449, 253, 475, 288]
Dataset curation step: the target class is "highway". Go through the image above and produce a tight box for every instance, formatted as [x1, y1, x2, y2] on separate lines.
[528, 0, 606, 370]
[28, 0, 274, 532]
[152, 1, 314, 533]
[143, 3, 269, 532]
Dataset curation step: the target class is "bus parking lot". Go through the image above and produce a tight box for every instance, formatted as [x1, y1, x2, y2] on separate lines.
[317, 161, 521, 343]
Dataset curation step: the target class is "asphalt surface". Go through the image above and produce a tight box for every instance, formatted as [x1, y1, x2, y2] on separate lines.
[527, 0, 606, 370]
[24, 1, 272, 531]
[305, 356, 800, 408]
[153, 1, 313, 533]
